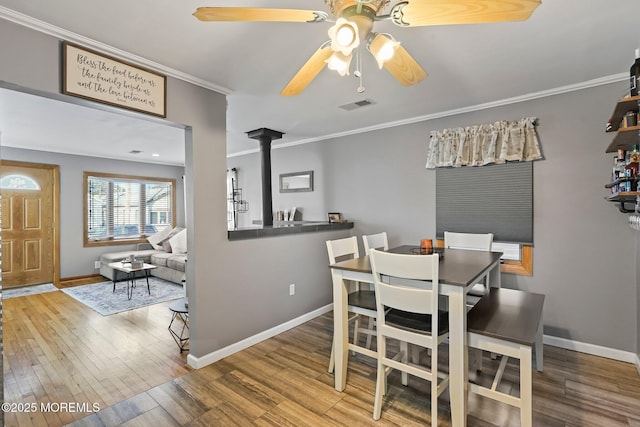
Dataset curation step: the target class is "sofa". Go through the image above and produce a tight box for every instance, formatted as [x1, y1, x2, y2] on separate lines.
[99, 227, 187, 285]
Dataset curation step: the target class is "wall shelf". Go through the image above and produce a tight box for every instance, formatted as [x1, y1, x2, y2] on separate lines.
[605, 191, 640, 202]
[605, 96, 640, 214]
[605, 126, 640, 153]
[607, 95, 640, 132]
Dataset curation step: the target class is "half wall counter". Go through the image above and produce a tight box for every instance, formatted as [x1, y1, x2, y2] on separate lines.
[228, 221, 354, 241]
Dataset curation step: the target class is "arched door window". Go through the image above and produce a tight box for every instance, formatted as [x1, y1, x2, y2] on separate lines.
[0, 174, 41, 190]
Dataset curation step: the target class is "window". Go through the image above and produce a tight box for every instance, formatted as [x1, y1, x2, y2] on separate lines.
[84, 172, 176, 246]
[0, 174, 40, 190]
[435, 161, 534, 275]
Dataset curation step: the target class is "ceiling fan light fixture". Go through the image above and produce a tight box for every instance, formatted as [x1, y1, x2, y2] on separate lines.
[328, 18, 360, 55]
[337, 25, 356, 46]
[326, 51, 352, 76]
[369, 33, 400, 69]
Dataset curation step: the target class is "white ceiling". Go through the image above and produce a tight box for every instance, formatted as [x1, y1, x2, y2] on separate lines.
[0, 0, 638, 163]
[0, 87, 187, 165]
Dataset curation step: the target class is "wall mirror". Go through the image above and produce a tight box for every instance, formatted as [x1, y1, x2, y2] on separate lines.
[279, 171, 314, 193]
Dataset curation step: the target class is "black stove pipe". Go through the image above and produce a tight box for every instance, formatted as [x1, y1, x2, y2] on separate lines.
[246, 128, 283, 227]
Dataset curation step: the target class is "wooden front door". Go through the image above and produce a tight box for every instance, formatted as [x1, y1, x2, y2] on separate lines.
[1, 161, 58, 288]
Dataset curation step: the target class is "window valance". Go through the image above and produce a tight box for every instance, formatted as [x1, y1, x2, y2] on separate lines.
[425, 117, 542, 169]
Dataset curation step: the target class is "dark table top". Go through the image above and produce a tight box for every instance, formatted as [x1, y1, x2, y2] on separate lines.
[329, 245, 502, 288]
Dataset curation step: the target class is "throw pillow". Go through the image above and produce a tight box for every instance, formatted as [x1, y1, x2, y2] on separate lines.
[147, 226, 174, 250]
[157, 227, 184, 252]
[169, 229, 187, 254]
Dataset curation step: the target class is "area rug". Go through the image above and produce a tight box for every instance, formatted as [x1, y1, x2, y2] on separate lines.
[3, 283, 59, 299]
[61, 277, 184, 316]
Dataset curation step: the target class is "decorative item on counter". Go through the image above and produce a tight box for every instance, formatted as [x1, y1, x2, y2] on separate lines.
[328, 212, 343, 223]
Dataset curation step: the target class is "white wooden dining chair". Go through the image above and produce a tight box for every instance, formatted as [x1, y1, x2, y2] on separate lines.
[362, 231, 389, 255]
[326, 236, 378, 373]
[443, 231, 494, 306]
[369, 249, 450, 423]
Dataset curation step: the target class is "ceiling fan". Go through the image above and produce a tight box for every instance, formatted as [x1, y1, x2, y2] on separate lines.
[194, 0, 541, 96]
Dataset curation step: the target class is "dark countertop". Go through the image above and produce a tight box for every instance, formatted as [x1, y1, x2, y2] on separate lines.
[228, 221, 354, 240]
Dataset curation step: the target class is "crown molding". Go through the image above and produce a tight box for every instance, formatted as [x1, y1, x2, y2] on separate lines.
[0, 6, 231, 95]
[227, 73, 627, 158]
[1, 6, 626, 159]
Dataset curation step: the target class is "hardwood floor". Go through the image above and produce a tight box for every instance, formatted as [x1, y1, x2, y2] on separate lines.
[3, 287, 190, 427]
[4, 289, 640, 426]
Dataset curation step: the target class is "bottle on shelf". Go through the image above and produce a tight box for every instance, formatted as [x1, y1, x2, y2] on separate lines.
[629, 145, 640, 163]
[624, 145, 640, 191]
[614, 156, 626, 192]
[612, 156, 621, 193]
[631, 48, 640, 96]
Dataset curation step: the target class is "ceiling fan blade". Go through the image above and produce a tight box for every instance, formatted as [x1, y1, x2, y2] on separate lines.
[194, 7, 326, 23]
[370, 36, 427, 86]
[390, 0, 541, 27]
[281, 45, 333, 96]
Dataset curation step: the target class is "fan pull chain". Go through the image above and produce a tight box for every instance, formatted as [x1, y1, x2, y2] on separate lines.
[355, 49, 365, 93]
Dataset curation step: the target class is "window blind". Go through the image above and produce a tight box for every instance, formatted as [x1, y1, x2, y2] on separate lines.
[87, 174, 173, 241]
[436, 161, 533, 244]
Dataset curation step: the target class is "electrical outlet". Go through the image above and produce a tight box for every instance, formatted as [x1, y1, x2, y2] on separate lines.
[289, 284, 295, 296]
[94, 260, 100, 269]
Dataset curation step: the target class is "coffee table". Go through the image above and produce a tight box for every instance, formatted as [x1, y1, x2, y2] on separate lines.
[108, 262, 157, 300]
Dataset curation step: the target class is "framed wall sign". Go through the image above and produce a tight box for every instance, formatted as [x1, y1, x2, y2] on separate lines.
[62, 42, 167, 117]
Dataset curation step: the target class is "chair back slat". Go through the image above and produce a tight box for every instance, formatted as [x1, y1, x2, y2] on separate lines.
[377, 282, 434, 315]
[327, 236, 359, 264]
[363, 232, 389, 255]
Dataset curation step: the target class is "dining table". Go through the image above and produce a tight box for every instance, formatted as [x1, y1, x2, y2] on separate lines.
[329, 245, 503, 427]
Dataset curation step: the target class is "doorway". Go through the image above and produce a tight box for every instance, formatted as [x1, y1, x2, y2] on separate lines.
[0, 160, 59, 288]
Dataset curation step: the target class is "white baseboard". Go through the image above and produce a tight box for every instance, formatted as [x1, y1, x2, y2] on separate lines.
[187, 303, 333, 369]
[187, 308, 639, 370]
[543, 334, 637, 364]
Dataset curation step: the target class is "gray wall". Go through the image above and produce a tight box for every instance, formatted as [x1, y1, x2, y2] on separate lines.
[228, 144, 330, 227]
[231, 83, 638, 353]
[1, 19, 354, 359]
[0, 147, 185, 278]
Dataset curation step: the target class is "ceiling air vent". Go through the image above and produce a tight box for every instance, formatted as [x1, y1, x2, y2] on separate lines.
[129, 150, 143, 154]
[339, 99, 376, 111]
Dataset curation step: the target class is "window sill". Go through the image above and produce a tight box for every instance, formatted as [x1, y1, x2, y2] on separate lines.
[436, 240, 533, 276]
[84, 237, 149, 248]
[501, 244, 533, 276]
